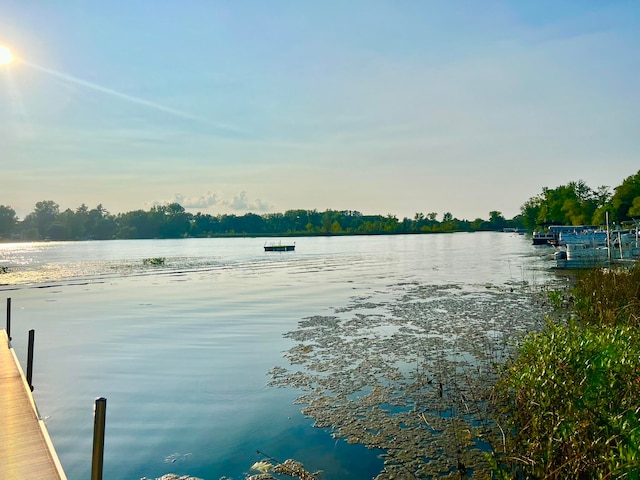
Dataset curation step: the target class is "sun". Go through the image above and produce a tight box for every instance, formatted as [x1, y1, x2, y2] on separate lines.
[0, 46, 14, 65]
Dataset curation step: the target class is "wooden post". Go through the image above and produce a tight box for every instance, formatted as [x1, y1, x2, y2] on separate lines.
[6, 297, 10, 343]
[26, 329, 34, 391]
[91, 397, 107, 480]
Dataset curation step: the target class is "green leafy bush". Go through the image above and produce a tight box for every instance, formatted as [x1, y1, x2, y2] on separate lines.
[491, 264, 640, 478]
[492, 321, 640, 478]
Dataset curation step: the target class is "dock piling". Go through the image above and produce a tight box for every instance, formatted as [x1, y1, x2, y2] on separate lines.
[91, 397, 107, 480]
[27, 329, 35, 391]
[6, 297, 10, 343]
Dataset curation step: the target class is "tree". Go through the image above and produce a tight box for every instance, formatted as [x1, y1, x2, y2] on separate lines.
[488, 211, 507, 230]
[629, 197, 640, 218]
[610, 170, 640, 222]
[47, 221, 70, 241]
[86, 204, 117, 240]
[234, 212, 265, 234]
[532, 181, 602, 226]
[22, 201, 60, 239]
[0, 205, 17, 237]
[321, 211, 334, 233]
[158, 203, 191, 238]
[190, 212, 220, 237]
[520, 196, 542, 230]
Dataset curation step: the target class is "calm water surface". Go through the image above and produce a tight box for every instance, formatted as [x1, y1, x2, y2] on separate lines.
[0, 234, 556, 479]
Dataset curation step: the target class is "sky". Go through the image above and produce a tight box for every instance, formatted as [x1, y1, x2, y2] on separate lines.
[1, 1, 639, 221]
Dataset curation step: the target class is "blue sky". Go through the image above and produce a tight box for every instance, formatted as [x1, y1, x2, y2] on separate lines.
[1, 1, 639, 221]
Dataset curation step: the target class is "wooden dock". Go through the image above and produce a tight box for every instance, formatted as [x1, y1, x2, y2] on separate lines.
[0, 329, 67, 479]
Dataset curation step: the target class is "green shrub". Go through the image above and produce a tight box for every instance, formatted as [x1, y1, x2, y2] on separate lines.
[492, 321, 640, 478]
[491, 264, 640, 478]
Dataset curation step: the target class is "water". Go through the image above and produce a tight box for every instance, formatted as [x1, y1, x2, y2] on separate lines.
[0, 233, 556, 479]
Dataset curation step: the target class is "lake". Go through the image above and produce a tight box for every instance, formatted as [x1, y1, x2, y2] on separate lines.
[0, 233, 558, 479]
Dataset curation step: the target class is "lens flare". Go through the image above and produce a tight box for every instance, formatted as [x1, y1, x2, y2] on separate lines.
[0, 46, 13, 65]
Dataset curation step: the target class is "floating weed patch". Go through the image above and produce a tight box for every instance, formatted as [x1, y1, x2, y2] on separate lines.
[269, 283, 556, 478]
[143, 257, 166, 266]
[247, 457, 321, 480]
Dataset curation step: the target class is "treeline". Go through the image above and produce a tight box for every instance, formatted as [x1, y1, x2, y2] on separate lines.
[0, 202, 519, 241]
[519, 170, 640, 230]
[0, 169, 638, 241]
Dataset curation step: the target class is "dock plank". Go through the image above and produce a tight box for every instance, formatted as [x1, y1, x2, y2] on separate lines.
[0, 329, 66, 480]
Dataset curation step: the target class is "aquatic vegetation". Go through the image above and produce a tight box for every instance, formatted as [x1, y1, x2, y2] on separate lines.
[247, 457, 320, 480]
[143, 257, 166, 266]
[251, 460, 273, 473]
[146, 475, 202, 480]
[269, 282, 555, 478]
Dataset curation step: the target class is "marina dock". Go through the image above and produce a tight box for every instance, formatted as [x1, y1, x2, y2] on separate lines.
[0, 328, 67, 480]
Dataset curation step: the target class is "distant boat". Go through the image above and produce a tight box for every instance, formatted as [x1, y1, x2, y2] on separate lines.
[264, 242, 295, 252]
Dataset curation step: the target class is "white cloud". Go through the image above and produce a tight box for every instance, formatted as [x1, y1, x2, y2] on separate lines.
[173, 192, 221, 208]
[148, 190, 272, 213]
[229, 191, 272, 212]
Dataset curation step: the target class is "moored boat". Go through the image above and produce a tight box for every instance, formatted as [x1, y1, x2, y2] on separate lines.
[533, 225, 606, 246]
[556, 229, 607, 247]
[554, 230, 640, 269]
[554, 244, 610, 269]
[532, 231, 555, 245]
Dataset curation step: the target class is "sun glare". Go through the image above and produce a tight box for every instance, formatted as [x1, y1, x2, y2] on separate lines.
[0, 46, 14, 65]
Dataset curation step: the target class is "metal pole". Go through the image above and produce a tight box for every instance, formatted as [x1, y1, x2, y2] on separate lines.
[26, 329, 34, 391]
[6, 297, 11, 343]
[91, 397, 107, 480]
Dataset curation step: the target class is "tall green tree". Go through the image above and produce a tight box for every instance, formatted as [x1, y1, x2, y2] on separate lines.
[610, 170, 640, 222]
[0, 205, 17, 237]
[520, 195, 543, 230]
[526, 180, 610, 227]
[22, 200, 60, 239]
[158, 203, 191, 238]
[488, 211, 507, 230]
[86, 204, 117, 240]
